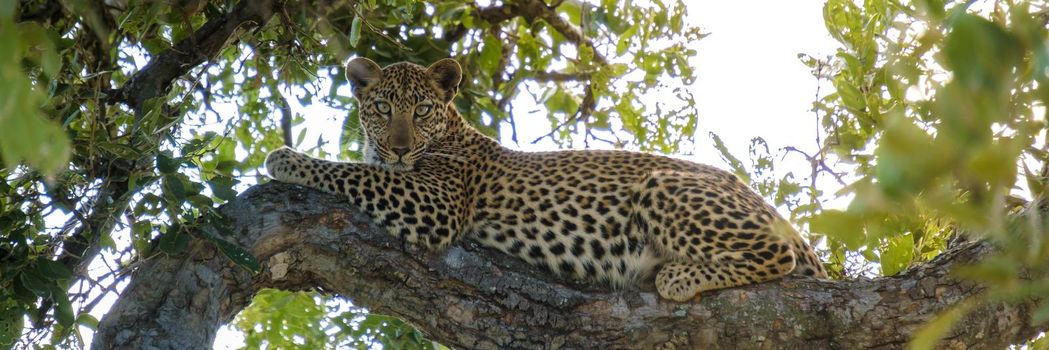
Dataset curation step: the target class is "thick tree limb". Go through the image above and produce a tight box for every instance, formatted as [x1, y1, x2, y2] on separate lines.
[93, 182, 1047, 349]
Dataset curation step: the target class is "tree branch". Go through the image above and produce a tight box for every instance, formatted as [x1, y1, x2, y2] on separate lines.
[529, 70, 591, 82]
[94, 182, 1047, 349]
[17, 0, 64, 24]
[113, 0, 276, 111]
[58, 0, 278, 273]
[531, 82, 595, 145]
[45, 0, 279, 328]
[466, 0, 606, 65]
[515, 0, 606, 65]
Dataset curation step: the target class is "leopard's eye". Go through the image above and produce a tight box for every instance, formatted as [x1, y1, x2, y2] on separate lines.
[414, 104, 432, 118]
[374, 101, 391, 114]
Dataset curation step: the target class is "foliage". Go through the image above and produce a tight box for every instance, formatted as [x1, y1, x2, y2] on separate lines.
[3, 0, 1048, 348]
[716, 0, 1048, 271]
[0, 2, 69, 176]
[751, 0, 1047, 347]
[0, 0, 698, 348]
[234, 289, 439, 349]
[807, 0, 1047, 275]
[709, 0, 1049, 346]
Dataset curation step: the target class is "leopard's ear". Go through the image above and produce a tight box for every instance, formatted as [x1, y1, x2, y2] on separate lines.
[346, 57, 382, 98]
[426, 58, 462, 103]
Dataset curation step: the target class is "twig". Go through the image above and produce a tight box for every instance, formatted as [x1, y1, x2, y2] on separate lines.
[472, 0, 607, 66]
[531, 83, 595, 144]
[345, 2, 410, 52]
[276, 91, 294, 147]
[782, 146, 848, 187]
[529, 71, 591, 82]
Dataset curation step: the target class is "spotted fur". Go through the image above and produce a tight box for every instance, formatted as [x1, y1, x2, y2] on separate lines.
[265, 58, 827, 301]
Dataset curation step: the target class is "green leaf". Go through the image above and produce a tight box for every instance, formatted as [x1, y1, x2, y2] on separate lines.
[142, 37, 170, 55]
[97, 142, 141, 159]
[156, 151, 180, 173]
[76, 313, 99, 331]
[132, 221, 154, 257]
[952, 257, 1019, 285]
[0, 95, 71, 176]
[0, 303, 23, 349]
[215, 160, 238, 176]
[1034, 301, 1049, 325]
[349, 16, 362, 47]
[909, 299, 976, 350]
[479, 34, 503, 72]
[880, 234, 914, 276]
[17, 23, 61, 78]
[616, 24, 638, 55]
[34, 259, 72, 282]
[50, 286, 74, 327]
[159, 223, 189, 255]
[835, 81, 867, 112]
[187, 194, 214, 208]
[211, 237, 260, 273]
[128, 173, 158, 194]
[197, 212, 259, 273]
[163, 174, 186, 202]
[207, 176, 238, 202]
[809, 210, 865, 250]
[18, 271, 52, 298]
[709, 132, 749, 184]
[873, 115, 945, 198]
[943, 14, 1022, 91]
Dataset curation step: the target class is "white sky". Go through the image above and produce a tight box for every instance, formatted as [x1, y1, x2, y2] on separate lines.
[689, 1, 838, 166]
[71, 1, 842, 348]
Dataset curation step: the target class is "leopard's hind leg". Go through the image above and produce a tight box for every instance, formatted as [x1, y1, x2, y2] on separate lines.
[629, 170, 798, 301]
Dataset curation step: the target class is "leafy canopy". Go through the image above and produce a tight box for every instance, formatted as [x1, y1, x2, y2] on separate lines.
[0, 0, 698, 348]
[2, 0, 1049, 348]
[711, 0, 1049, 346]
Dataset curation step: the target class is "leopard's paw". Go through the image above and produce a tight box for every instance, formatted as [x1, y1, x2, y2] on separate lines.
[656, 263, 704, 302]
[265, 146, 303, 183]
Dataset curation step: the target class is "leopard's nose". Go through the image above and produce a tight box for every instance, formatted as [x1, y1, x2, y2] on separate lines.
[392, 146, 410, 157]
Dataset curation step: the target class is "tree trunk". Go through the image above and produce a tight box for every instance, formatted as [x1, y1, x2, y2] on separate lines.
[92, 182, 1047, 349]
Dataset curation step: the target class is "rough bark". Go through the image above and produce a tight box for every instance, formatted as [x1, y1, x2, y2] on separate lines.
[114, 0, 276, 111]
[92, 182, 1047, 349]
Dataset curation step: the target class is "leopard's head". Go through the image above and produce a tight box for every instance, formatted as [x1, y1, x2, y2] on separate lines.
[345, 57, 462, 171]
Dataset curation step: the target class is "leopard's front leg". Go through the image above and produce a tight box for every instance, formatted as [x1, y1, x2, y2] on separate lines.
[265, 147, 465, 250]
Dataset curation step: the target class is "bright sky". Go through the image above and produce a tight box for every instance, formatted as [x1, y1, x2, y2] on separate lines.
[74, 1, 842, 348]
[689, 1, 838, 167]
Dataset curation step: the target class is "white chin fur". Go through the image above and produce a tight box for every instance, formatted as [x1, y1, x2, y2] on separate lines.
[382, 163, 413, 172]
[362, 140, 381, 165]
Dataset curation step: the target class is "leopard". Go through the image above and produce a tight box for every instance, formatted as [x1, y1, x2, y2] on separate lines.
[264, 57, 827, 302]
